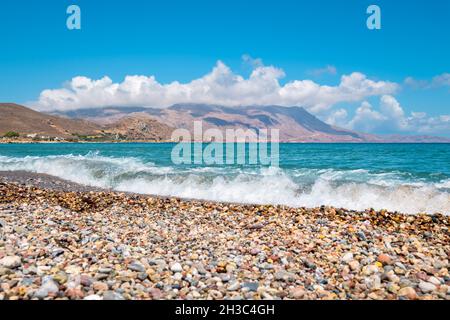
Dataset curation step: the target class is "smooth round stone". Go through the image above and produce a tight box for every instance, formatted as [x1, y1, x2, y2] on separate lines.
[227, 281, 241, 291]
[291, 287, 306, 299]
[128, 262, 146, 273]
[419, 281, 437, 293]
[398, 287, 417, 300]
[170, 263, 183, 273]
[34, 278, 59, 299]
[242, 282, 259, 292]
[0, 256, 21, 269]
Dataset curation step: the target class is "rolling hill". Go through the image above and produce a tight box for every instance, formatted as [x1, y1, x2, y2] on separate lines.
[0, 103, 173, 141]
[0, 103, 101, 138]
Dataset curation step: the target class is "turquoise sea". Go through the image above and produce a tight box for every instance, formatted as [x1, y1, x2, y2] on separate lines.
[0, 143, 449, 214]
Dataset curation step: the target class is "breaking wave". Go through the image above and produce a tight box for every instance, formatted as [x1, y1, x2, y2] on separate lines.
[0, 153, 449, 215]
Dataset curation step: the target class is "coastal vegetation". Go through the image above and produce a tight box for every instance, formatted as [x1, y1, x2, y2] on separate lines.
[3, 131, 20, 138]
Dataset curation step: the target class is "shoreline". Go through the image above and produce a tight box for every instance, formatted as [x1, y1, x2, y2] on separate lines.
[2, 140, 450, 144]
[0, 140, 173, 144]
[0, 171, 449, 300]
[1, 170, 447, 216]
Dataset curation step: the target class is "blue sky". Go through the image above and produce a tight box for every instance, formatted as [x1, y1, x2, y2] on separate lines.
[0, 0, 449, 136]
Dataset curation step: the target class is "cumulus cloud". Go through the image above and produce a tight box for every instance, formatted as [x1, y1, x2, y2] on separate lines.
[326, 108, 348, 126]
[346, 101, 388, 132]
[333, 95, 450, 135]
[31, 60, 398, 113]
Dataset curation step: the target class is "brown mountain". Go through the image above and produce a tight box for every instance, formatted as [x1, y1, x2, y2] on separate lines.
[51, 103, 450, 143]
[0, 103, 174, 141]
[0, 103, 100, 138]
[103, 114, 174, 141]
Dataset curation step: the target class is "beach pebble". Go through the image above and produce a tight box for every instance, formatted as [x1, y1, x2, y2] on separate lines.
[34, 277, 59, 299]
[0, 267, 12, 276]
[93, 281, 109, 292]
[341, 252, 354, 263]
[291, 287, 306, 299]
[377, 254, 392, 265]
[128, 261, 146, 273]
[427, 277, 441, 286]
[65, 288, 84, 300]
[103, 291, 125, 300]
[209, 290, 223, 299]
[363, 265, 379, 276]
[53, 272, 68, 284]
[242, 282, 259, 292]
[80, 275, 93, 287]
[227, 281, 241, 291]
[419, 281, 437, 293]
[274, 270, 296, 282]
[348, 260, 360, 271]
[65, 265, 82, 274]
[173, 272, 183, 281]
[0, 178, 448, 301]
[398, 287, 417, 300]
[0, 256, 21, 269]
[170, 263, 183, 273]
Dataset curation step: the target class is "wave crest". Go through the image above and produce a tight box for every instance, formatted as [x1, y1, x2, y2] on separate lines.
[0, 154, 449, 215]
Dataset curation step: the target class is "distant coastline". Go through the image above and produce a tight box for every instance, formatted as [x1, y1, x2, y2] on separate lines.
[2, 103, 450, 144]
[0, 139, 172, 144]
[2, 139, 450, 144]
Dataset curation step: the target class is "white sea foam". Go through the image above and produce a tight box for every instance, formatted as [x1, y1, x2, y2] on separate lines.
[0, 154, 449, 215]
[0, 153, 172, 188]
[435, 179, 450, 189]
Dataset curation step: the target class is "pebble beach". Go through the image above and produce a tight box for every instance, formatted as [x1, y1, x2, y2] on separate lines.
[0, 171, 449, 300]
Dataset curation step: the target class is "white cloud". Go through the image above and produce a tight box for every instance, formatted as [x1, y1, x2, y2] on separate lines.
[280, 72, 399, 113]
[326, 108, 348, 126]
[307, 65, 337, 77]
[404, 73, 450, 89]
[31, 60, 398, 112]
[432, 73, 450, 87]
[380, 95, 405, 121]
[335, 95, 450, 135]
[347, 101, 387, 132]
[404, 76, 428, 89]
[241, 54, 264, 69]
[406, 113, 450, 134]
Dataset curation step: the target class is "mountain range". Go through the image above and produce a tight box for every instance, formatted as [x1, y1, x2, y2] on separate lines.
[1, 103, 449, 142]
